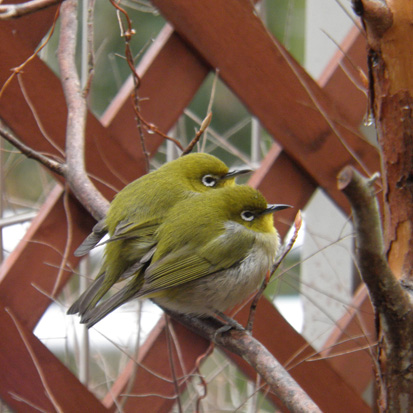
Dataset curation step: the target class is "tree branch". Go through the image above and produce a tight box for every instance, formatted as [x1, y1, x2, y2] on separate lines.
[0, 0, 62, 20]
[58, 0, 109, 221]
[0, 121, 66, 176]
[162, 307, 321, 413]
[338, 166, 412, 337]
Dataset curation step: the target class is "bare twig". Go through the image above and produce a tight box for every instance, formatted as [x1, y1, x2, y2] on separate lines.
[58, 0, 109, 221]
[17, 75, 65, 156]
[0, 0, 62, 20]
[0, 122, 66, 176]
[182, 112, 212, 156]
[321, 29, 368, 93]
[201, 69, 219, 152]
[184, 109, 252, 165]
[109, 0, 150, 172]
[133, 109, 184, 152]
[194, 343, 213, 412]
[245, 270, 270, 333]
[165, 316, 183, 413]
[6, 307, 64, 412]
[272, 211, 303, 274]
[247, 211, 302, 331]
[51, 186, 73, 296]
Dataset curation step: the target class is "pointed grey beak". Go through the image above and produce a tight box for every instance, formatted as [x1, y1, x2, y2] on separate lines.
[222, 168, 254, 180]
[261, 204, 292, 215]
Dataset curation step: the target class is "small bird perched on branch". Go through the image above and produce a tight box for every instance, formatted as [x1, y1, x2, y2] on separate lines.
[76, 185, 290, 329]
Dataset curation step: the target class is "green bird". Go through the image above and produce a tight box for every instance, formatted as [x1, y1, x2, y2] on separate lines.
[80, 185, 290, 328]
[68, 153, 250, 318]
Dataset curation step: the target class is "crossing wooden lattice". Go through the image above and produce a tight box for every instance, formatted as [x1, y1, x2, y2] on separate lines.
[0, 1, 379, 411]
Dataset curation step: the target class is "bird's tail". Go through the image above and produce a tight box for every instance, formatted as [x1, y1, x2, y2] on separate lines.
[80, 276, 145, 328]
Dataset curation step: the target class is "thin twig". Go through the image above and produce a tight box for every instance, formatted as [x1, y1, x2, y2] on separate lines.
[182, 112, 213, 155]
[194, 342, 213, 412]
[17, 75, 65, 156]
[6, 307, 64, 412]
[321, 29, 368, 93]
[133, 108, 184, 152]
[119, 301, 142, 409]
[201, 69, 219, 152]
[9, 392, 49, 413]
[246, 211, 302, 331]
[109, 0, 150, 172]
[184, 109, 252, 165]
[0, 0, 62, 20]
[165, 316, 183, 413]
[0, 122, 66, 176]
[51, 185, 73, 297]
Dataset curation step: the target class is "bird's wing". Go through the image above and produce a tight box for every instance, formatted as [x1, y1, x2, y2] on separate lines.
[88, 218, 160, 257]
[110, 217, 160, 241]
[139, 228, 254, 296]
[74, 219, 108, 256]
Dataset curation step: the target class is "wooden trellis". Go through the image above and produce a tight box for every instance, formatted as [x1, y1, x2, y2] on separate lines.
[0, 1, 380, 411]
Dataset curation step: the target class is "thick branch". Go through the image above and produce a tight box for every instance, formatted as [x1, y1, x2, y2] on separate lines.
[162, 308, 321, 413]
[58, 0, 108, 220]
[338, 166, 412, 336]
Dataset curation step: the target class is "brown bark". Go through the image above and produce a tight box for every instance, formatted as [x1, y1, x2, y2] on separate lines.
[353, 1, 413, 410]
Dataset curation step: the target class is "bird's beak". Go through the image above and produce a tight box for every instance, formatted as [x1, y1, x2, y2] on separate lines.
[261, 204, 292, 215]
[222, 168, 254, 180]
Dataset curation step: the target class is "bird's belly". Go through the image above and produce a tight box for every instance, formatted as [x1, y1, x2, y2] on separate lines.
[153, 246, 272, 316]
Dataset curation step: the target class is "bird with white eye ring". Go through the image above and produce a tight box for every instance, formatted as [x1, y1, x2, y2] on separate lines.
[78, 185, 291, 329]
[68, 153, 252, 319]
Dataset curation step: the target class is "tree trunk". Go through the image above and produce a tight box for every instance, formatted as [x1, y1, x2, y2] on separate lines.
[354, 1, 413, 410]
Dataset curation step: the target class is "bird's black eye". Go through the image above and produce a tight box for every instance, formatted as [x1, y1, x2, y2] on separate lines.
[241, 211, 255, 221]
[202, 174, 218, 187]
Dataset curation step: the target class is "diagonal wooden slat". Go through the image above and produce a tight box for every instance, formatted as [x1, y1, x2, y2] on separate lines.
[0, 185, 93, 328]
[103, 318, 212, 412]
[227, 298, 370, 412]
[0, 299, 109, 412]
[101, 24, 209, 167]
[151, 0, 380, 213]
[321, 285, 375, 394]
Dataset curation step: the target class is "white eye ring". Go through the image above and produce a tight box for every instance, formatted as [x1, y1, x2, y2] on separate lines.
[202, 174, 218, 187]
[241, 211, 255, 221]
